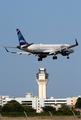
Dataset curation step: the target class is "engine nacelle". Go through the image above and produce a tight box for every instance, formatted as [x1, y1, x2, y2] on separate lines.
[61, 50, 70, 56]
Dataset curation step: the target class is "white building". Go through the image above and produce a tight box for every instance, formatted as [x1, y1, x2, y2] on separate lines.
[0, 93, 44, 113]
[0, 94, 73, 112]
[0, 68, 79, 112]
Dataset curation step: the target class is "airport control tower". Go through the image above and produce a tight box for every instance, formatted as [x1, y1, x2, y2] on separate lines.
[36, 68, 49, 99]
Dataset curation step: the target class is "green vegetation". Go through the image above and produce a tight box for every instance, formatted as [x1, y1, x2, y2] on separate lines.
[0, 100, 36, 117]
[75, 97, 81, 109]
[43, 106, 56, 112]
[56, 104, 72, 115]
[0, 100, 79, 117]
[43, 104, 73, 116]
[1, 100, 24, 112]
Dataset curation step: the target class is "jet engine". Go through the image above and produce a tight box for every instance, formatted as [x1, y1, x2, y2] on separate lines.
[61, 50, 70, 56]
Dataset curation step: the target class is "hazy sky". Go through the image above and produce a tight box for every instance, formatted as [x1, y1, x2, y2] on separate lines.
[0, 0, 81, 98]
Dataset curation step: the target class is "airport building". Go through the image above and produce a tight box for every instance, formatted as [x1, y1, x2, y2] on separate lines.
[0, 94, 79, 112]
[0, 68, 80, 112]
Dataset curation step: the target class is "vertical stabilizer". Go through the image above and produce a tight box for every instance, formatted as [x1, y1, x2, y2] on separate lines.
[16, 29, 29, 46]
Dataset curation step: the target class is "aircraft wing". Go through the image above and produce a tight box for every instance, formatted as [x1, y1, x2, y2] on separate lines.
[67, 39, 78, 49]
[4, 47, 31, 55]
[49, 39, 78, 55]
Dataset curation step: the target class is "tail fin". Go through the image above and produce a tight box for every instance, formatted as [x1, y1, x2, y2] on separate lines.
[16, 29, 29, 46]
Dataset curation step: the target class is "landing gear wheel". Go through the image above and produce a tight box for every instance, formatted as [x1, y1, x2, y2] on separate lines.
[53, 56, 57, 60]
[67, 56, 69, 59]
[38, 58, 42, 61]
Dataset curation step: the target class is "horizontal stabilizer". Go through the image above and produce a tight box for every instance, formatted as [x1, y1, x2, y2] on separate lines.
[4, 47, 9, 52]
[4, 46, 18, 48]
[4, 47, 31, 55]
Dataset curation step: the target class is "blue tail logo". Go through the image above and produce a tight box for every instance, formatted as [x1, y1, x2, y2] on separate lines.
[16, 29, 29, 46]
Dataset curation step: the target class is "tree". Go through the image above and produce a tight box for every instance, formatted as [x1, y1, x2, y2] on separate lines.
[43, 106, 56, 112]
[1, 100, 36, 117]
[1, 100, 24, 112]
[59, 104, 73, 115]
[75, 97, 81, 108]
[23, 106, 36, 113]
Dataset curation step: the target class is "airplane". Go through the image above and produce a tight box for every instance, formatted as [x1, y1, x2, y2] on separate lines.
[4, 29, 78, 61]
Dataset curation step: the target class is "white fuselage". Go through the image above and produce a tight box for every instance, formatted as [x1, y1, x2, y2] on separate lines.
[20, 44, 74, 55]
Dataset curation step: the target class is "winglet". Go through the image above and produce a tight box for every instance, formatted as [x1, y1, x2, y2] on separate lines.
[4, 47, 9, 52]
[75, 39, 78, 45]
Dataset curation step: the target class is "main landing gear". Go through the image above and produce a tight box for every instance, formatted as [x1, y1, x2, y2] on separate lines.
[53, 56, 57, 60]
[38, 58, 42, 61]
